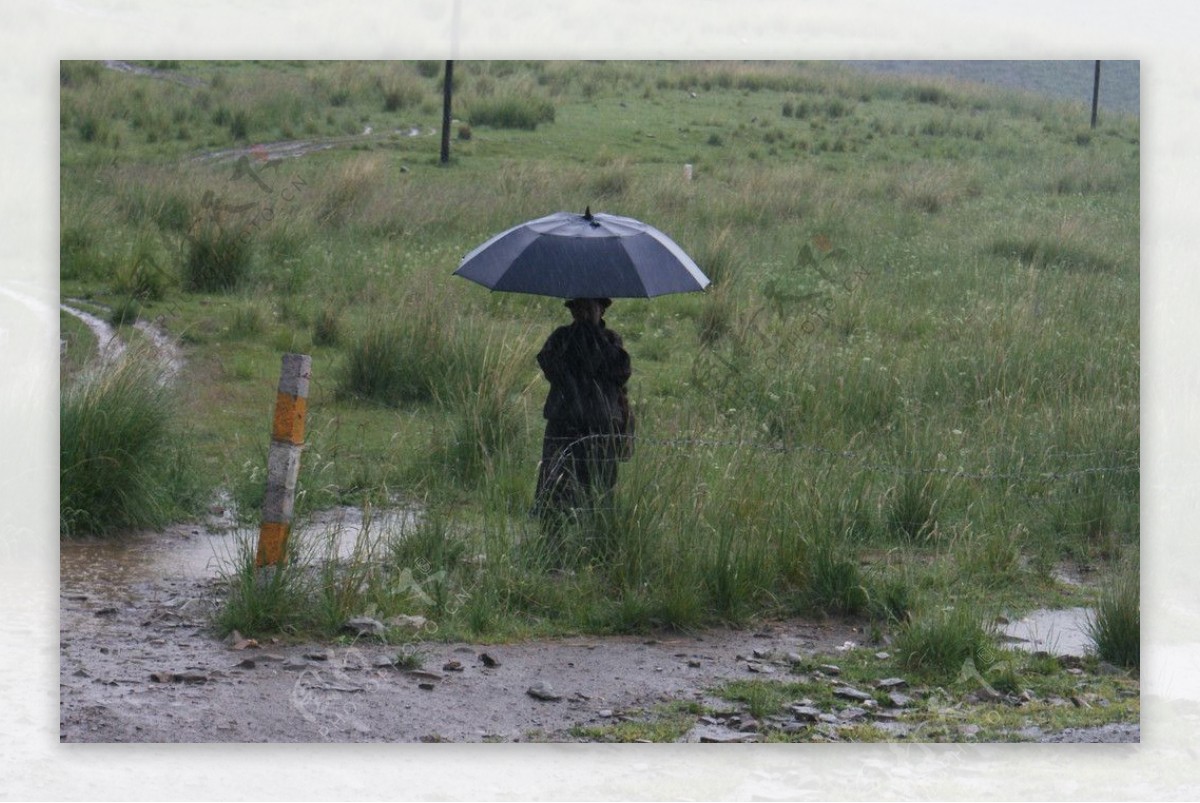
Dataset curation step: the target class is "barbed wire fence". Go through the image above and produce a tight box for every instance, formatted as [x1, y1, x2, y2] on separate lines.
[532, 429, 1139, 523]
[544, 431, 1137, 481]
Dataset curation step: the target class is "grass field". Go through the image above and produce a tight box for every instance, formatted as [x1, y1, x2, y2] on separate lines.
[59, 60, 1139, 678]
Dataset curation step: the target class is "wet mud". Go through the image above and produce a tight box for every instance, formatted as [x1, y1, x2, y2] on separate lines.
[59, 520, 861, 743]
[59, 514, 1137, 743]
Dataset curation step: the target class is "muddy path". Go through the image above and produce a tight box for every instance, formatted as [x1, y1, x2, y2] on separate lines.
[101, 60, 207, 88]
[59, 512, 1138, 744]
[191, 125, 433, 165]
[59, 519, 864, 743]
[61, 299, 185, 382]
[98, 59, 437, 166]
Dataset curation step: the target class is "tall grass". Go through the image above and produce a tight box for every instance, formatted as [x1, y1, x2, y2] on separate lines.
[1087, 557, 1139, 669]
[60, 222, 113, 281]
[894, 604, 995, 679]
[467, 95, 556, 130]
[182, 222, 253, 292]
[336, 298, 484, 406]
[423, 329, 533, 488]
[60, 351, 201, 536]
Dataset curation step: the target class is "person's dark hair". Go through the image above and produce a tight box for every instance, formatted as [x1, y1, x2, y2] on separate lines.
[565, 297, 612, 310]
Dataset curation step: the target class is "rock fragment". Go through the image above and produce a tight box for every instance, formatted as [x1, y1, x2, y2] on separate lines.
[833, 685, 873, 702]
[526, 682, 562, 702]
[342, 617, 387, 638]
[387, 614, 428, 632]
[790, 705, 822, 722]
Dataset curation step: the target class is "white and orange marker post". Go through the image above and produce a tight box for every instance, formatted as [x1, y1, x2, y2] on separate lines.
[254, 353, 311, 568]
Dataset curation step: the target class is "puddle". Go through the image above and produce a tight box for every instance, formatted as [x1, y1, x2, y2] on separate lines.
[60, 505, 421, 601]
[302, 505, 419, 547]
[1000, 607, 1096, 657]
[60, 526, 244, 603]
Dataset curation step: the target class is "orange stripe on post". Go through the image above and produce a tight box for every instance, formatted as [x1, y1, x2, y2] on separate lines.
[255, 521, 290, 567]
[271, 392, 307, 444]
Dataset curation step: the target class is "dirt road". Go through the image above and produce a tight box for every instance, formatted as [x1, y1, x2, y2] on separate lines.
[59, 523, 863, 743]
[59, 519, 1139, 744]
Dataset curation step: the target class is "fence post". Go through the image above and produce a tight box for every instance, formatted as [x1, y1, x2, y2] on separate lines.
[255, 353, 311, 567]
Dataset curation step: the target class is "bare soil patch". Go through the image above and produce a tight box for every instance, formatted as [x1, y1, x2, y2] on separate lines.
[59, 519, 1137, 743]
[59, 522, 862, 742]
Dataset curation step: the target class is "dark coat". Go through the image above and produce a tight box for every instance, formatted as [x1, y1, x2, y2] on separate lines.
[534, 319, 632, 523]
[536, 320, 631, 433]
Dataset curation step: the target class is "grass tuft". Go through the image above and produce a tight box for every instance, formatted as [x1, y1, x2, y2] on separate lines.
[468, 95, 556, 130]
[1087, 558, 1139, 669]
[884, 473, 940, 542]
[336, 303, 482, 407]
[182, 223, 253, 292]
[894, 604, 994, 679]
[805, 542, 869, 616]
[60, 352, 201, 537]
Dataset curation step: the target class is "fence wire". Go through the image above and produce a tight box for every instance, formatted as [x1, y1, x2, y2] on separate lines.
[548, 433, 1138, 484]
[525, 432, 1139, 539]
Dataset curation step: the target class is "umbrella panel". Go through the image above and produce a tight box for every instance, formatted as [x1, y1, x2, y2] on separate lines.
[454, 211, 710, 299]
[487, 236, 651, 299]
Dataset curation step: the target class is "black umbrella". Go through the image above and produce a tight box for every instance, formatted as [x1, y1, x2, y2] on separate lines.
[453, 208, 709, 299]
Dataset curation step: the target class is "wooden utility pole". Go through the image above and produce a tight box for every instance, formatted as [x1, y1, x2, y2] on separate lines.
[440, 60, 454, 164]
[255, 353, 311, 567]
[1091, 60, 1101, 129]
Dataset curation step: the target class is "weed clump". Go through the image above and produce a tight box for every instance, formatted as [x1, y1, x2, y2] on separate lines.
[468, 95, 555, 130]
[182, 223, 253, 292]
[895, 604, 994, 679]
[805, 544, 869, 616]
[60, 224, 112, 281]
[885, 473, 941, 542]
[378, 69, 425, 112]
[112, 229, 172, 301]
[312, 307, 341, 347]
[1088, 558, 1139, 669]
[337, 306, 483, 406]
[316, 157, 382, 228]
[60, 353, 200, 537]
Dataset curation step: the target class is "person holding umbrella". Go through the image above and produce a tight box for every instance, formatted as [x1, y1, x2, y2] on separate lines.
[532, 297, 633, 553]
[453, 207, 710, 559]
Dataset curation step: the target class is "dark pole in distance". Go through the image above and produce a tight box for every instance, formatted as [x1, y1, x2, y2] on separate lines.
[441, 60, 454, 164]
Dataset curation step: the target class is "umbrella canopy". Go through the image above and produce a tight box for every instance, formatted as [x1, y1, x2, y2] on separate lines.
[454, 209, 709, 299]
